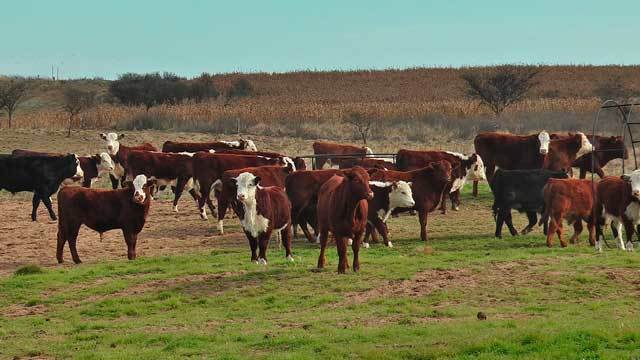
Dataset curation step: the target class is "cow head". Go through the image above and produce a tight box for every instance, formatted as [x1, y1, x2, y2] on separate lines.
[538, 131, 550, 155]
[59, 154, 83, 185]
[389, 181, 415, 208]
[293, 157, 307, 170]
[604, 136, 627, 159]
[573, 132, 594, 158]
[100, 132, 125, 155]
[234, 172, 261, 204]
[433, 160, 453, 183]
[466, 154, 486, 181]
[131, 175, 155, 204]
[241, 139, 258, 152]
[96, 152, 115, 174]
[622, 170, 640, 200]
[346, 167, 374, 201]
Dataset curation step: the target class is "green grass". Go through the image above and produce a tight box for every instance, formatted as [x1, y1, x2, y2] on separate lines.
[2, 184, 640, 359]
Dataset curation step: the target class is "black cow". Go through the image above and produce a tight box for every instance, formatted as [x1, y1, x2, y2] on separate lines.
[490, 168, 568, 238]
[0, 154, 81, 221]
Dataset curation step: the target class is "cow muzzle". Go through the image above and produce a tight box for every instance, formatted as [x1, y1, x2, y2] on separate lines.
[133, 192, 146, 204]
[633, 190, 640, 199]
[540, 149, 548, 155]
[237, 194, 246, 202]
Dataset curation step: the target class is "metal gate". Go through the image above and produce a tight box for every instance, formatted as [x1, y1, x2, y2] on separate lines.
[296, 153, 397, 170]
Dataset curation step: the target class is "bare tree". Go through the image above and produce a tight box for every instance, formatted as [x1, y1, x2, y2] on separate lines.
[461, 66, 540, 116]
[0, 79, 28, 128]
[63, 86, 96, 137]
[343, 112, 373, 146]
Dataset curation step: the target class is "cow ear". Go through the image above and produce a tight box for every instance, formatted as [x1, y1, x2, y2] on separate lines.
[146, 178, 157, 187]
[100, 133, 107, 140]
[407, 182, 413, 187]
[253, 176, 261, 186]
[622, 174, 631, 182]
[118, 134, 125, 140]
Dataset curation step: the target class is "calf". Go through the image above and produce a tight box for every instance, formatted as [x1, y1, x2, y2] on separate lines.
[232, 172, 293, 264]
[162, 139, 257, 152]
[364, 180, 415, 248]
[473, 131, 551, 196]
[563, 135, 625, 178]
[312, 141, 373, 169]
[0, 154, 82, 221]
[192, 152, 283, 231]
[123, 150, 207, 213]
[316, 167, 373, 273]
[595, 172, 640, 252]
[396, 150, 486, 213]
[56, 175, 154, 263]
[99, 132, 158, 188]
[12, 149, 114, 188]
[219, 164, 295, 234]
[540, 178, 596, 248]
[285, 169, 344, 242]
[490, 169, 569, 238]
[543, 132, 593, 173]
[369, 160, 452, 244]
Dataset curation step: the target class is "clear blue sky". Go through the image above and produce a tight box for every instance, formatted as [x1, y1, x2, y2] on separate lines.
[2, 0, 639, 79]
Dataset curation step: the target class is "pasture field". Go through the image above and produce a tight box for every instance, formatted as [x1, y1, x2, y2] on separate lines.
[1, 130, 639, 359]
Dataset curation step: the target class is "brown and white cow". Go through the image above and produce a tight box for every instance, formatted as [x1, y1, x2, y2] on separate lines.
[540, 178, 596, 248]
[595, 171, 640, 252]
[162, 139, 257, 153]
[316, 167, 373, 273]
[99, 132, 158, 188]
[396, 150, 486, 212]
[285, 169, 344, 243]
[232, 172, 293, 264]
[56, 174, 154, 263]
[369, 160, 452, 244]
[473, 131, 551, 196]
[219, 164, 295, 233]
[572, 135, 626, 179]
[543, 132, 593, 173]
[312, 141, 373, 169]
[192, 153, 283, 231]
[123, 150, 211, 213]
[208, 149, 303, 171]
[364, 180, 415, 248]
[12, 149, 113, 188]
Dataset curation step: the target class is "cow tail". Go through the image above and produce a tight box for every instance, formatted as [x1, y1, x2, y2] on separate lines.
[193, 179, 201, 197]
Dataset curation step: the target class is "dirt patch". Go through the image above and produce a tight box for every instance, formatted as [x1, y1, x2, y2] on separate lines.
[2, 303, 48, 318]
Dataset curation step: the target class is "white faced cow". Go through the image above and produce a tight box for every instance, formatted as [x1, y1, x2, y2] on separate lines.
[596, 170, 640, 252]
[364, 180, 415, 248]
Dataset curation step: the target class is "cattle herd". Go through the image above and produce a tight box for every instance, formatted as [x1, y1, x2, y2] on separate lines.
[0, 129, 634, 273]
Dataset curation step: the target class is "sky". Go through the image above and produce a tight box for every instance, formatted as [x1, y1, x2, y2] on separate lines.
[2, 0, 640, 79]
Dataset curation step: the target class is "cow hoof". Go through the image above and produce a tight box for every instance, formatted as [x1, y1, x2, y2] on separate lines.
[286, 255, 294, 262]
[257, 258, 267, 265]
[387, 242, 393, 248]
[363, 242, 370, 249]
[348, 238, 353, 246]
[453, 206, 460, 211]
[626, 241, 634, 251]
[173, 205, 179, 213]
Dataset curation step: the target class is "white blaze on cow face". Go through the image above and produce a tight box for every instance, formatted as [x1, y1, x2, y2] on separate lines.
[97, 152, 115, 175]
[73, 155, 84, 180]
[221, 140, 240, 148]
[468, 155, 486, 181]
[575, 132, 594, 159]
[538, 131, 550, 155]
[100, 132, 124, 155]
[132, 175, 148, 204]
[234, 172, 270, 237]
[244, 139, 257, 151]
[623, 169, 640, 199]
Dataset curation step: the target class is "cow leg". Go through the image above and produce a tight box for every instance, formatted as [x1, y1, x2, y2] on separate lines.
[31, 193, 41, 221]
[613, 220, 626, 250]
[281, 225, 294, 261]
[246, 231, 258, 262]
[587, 219, 596, 247]
[197, 180, 213, 220]
[624, 220, 634, 252]
[56, 223, 71, 263]
[300, 216, 316, 243]
[521, 211, 538, 235]
[336, 236, 349, 274]
[595, 164, 605, 179]
[418, 210, 429, 244]
[317, 229, 329, 269]
[373, 217, 391, 247]
[215, 191, 226, 235]
[556, 215, 567, 248]
[67, 226, 82, 264]
[504, 209, 518, 236]
[571, 221, 583, 244]
[41, 193, 57, 221]
[546, 215, 557, 248]
[352, 233, 362, 272]
[450, 190, 460, 211]
[472, 180, 479, 197]
[364, 222, 375, 245]
[439, 193, 447, 214]
[495, 208, 505, 239]
[123, 230, 138, 260]
[257, 230, 271, 265]
[172, 178, 189, 213]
